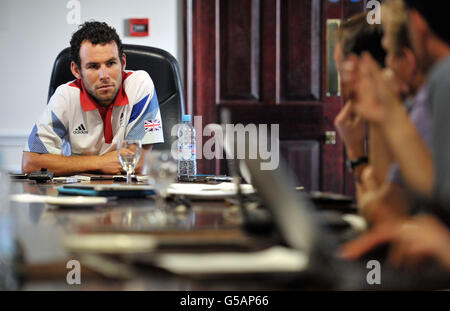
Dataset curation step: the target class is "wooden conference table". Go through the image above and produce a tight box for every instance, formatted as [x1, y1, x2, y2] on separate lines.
[8, 178, 356, 291]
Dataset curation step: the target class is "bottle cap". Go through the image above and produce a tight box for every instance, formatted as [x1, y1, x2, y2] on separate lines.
[182, 115, 192, 123]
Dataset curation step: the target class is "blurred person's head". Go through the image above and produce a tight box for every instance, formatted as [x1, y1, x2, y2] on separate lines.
[334, 12, 386, 99]
[69, 21, 126, 107]
[382, 0, 423, 96]
[404, 0, 450, 73]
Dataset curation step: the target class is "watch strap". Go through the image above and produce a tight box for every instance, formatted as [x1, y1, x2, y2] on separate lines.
[347, 156, 368, 171]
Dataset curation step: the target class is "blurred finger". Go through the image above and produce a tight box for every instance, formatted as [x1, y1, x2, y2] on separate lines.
[366, 55, 399, 101]
[361, 52, 383, 76]
[335, 101, 353, 128]
[404, 247, 427, 270]
[354, 61, 377, 104]
[388, 238, 411, 269]
[345, 100, 359, 119]
[340, 225, 395, 260]
[339, 101, 353, 117]
[359, 55, 384, 98]
[352, 114, 363, 126]
[342, 54, 358, 83]
[387, 223, 417, 268]
[381, 68, 407, 95]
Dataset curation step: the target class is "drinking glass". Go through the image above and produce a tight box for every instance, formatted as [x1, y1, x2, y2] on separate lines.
[117, 139, 142, 184]
[143, 150, 178, 198]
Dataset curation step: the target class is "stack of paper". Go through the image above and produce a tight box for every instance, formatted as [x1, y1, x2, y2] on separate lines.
[166, 182, 255, 199]
[152, 246, 308, 275]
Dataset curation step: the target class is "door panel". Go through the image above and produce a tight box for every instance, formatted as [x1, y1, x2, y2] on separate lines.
[219, 0, 261, 101]
[281, 140, 320, 191]
[280, 0, 320, 101]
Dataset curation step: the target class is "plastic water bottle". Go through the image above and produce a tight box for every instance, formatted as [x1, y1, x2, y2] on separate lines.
[177, 115, 197, 180]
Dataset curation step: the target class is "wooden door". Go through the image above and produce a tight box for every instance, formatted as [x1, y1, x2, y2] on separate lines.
[184, 0, 367, 194]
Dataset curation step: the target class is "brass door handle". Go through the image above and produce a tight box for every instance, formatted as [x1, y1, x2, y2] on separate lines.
[324, 131, 337, 145]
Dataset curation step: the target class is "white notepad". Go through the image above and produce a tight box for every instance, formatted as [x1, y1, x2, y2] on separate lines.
[152, 246, 308, 275]
[166, 182, 255, 199]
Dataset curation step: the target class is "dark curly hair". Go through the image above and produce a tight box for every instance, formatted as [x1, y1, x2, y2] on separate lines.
[70, 21, 123, 68]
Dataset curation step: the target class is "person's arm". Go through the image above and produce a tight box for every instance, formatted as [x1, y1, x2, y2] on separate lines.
[378, 104, 433, 196]
[369, 124, 394, 184]
[23, 143, 153, 176]
[341, 215, 450, 272]
[334, 100, 366, 160]
[358, 172, 410, 227]
[334, 100, 369, 199]
[22, 150, 124, 176]
[352, 53, 434, 197]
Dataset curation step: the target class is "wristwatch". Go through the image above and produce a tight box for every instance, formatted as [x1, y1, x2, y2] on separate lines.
[347, 156, 368, 172]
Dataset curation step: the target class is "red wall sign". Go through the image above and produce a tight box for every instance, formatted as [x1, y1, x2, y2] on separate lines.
[130, 18, 149, 37]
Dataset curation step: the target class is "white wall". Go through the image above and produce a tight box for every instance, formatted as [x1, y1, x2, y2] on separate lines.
[0, 0, 183, 172]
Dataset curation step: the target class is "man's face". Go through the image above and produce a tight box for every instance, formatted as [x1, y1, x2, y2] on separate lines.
[382, 25, 411, 96]
[407, 10, 431, 73]
[334, 42, 354, 100]
[71, 40, 126, 107]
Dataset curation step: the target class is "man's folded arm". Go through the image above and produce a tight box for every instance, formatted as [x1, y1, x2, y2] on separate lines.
[22, 144, 153, 176]
[21, 151, 123, 176]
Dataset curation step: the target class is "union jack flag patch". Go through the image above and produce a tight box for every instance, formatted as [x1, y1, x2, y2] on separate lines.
[144, 119, 161, 133]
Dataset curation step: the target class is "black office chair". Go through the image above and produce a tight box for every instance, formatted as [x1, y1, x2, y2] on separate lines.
[47, 44, 185, 150]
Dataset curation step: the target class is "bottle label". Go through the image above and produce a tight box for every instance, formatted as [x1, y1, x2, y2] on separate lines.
[179, 144, 196, 161]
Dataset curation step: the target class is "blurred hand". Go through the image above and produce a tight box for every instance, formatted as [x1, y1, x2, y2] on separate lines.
[387, 215, 450, 270]
[340, 215, 450, 272]
[350, 53, 405, 124]
[340, 220, 398, 260]
[358, 166, 408, 225]
[334, 100, 366, 158]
